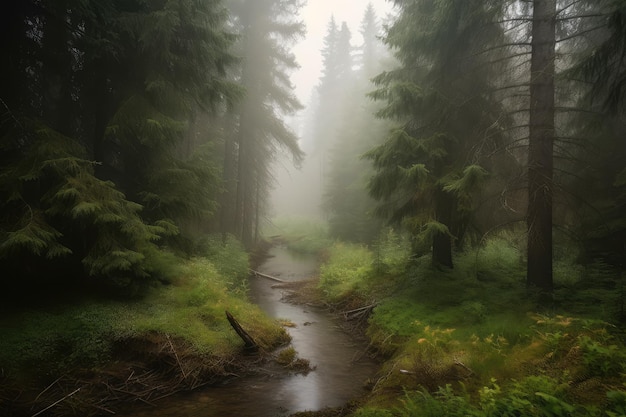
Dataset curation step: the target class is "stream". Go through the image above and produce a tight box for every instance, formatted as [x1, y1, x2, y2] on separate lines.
[123, 245, 377, 417]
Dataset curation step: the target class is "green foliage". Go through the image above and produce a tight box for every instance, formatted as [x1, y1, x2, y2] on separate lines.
[318, 242, 373, 302]
[605, 389, 626, 417]
[395, 377, 580, 417]
[578, 335, 626, 377]
[369, 299, 430, 341]
[352, 408, 394, 417]
[0, 126, 171, 290]
[194, 233, 249, 293]
[0, 305, 120, 376]
[321, 8, 389, 244]
[459, 235, 525, 286]
[265, 217, 333, 254]
[0, 0, 236, 296]
[365, 0, 506, 263]
[219, 0, 305, 247]
[0, 257, 288, 378]
[276, 346, 297, 365]
[312, 233, 626, 415]
[396, 385, 474, 417]
[372, 229, 412, 275]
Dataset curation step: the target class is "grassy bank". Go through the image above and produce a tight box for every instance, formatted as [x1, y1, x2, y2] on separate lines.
[0, 235, 289, 416]
[311, 230, 626, 417]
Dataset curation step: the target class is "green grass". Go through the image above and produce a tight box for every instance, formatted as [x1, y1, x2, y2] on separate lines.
[312, 233, 626, 416]
[263, 217, 333, 254]
[319, 242, 373, 302]
[0, 242, 288, 382]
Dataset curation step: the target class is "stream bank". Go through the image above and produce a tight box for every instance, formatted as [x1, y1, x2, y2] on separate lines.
[0, 243, 380, 417]
[118, 244, 379, 417]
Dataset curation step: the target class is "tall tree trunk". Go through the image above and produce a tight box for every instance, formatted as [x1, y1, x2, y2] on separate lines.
[433, 187, 454, 268]
[527, 0, 556, 294]
[234, 126, 247, 242]
[254, 175, 261, 243]
[220, 117, 237, 236]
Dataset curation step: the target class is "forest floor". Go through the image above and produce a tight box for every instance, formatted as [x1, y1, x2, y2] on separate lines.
[264, 224, 626, 417]
[293, 237, 626, 417]
[0, 240, 296, 417]
[3, 233, 625, 417]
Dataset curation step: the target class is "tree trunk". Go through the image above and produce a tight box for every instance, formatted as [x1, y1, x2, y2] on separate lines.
[433, 187, 454, 268]
[220, 118, 237, 236]
[527, 0, 556, 294]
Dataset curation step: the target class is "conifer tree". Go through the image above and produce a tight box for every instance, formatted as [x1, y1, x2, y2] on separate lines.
[323, 5, 389, 242]
[366, 0, 505, 267]
[222, 0, 304, 247]
[0, 0, 236, 294]
[526, 0, 556, 293]
[314, 19, 354, 159]
[563, 0, 626, 268]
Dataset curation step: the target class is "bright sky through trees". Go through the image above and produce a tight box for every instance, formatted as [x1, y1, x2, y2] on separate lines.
[291, 0, 394, 102]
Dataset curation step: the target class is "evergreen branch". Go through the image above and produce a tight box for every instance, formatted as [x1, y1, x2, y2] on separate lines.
[556, 24, 605, 43]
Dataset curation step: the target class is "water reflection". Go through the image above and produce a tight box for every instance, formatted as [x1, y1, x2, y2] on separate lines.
[121, 246, 376, 417]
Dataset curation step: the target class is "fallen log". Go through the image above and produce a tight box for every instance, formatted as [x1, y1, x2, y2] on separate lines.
[225, 311, 259, 353]
[249, 269, 286, 283]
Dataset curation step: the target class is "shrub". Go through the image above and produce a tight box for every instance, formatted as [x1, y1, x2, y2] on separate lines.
[194, 233, 249, 293]
[264, 217, 332, 254]
[372, 229, 411, 275]
[318, 242, 373, 302]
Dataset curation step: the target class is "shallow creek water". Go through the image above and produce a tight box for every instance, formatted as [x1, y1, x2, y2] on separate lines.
[123, 245, 377, 417]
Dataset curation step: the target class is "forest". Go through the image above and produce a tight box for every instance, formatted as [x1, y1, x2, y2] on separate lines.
[1, 0, 626, 416]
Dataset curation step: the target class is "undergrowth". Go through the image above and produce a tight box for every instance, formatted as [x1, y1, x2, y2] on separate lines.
[313, 229, 626, 417]
[0, 236, 288, 384]
[264, 216, 333, 254]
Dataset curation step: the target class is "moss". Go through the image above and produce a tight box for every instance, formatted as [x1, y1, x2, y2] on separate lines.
[0, 249, 288, 405]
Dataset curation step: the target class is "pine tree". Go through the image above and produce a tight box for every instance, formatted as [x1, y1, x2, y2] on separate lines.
[222, 0, 305, 247]
[0, 0, 237, 294]
[323, 5, 389, 243]
[526, 0, 557, 293]
[563, 0, 626, 268]
[366, 0, 505, 267]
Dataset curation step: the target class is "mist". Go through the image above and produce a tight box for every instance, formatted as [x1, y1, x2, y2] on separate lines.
[271, 1, 395, 226]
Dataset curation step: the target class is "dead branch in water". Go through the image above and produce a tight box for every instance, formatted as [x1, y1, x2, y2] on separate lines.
[249, 269, 286, 283]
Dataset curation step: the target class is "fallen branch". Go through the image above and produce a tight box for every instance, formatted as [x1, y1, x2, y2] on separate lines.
[34, 376, 62, 402]
[342, 303, 377, 320]
[32, 388, 81, 417]
[226, 311, 259, 352]
[166, 334, 187, 379]
[249, 269, 286, 283]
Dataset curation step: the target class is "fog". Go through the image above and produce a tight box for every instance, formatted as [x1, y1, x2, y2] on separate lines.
[270, 1, 395, 220]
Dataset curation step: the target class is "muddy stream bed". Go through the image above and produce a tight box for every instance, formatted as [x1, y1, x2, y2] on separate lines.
[121, 245, 378, 417]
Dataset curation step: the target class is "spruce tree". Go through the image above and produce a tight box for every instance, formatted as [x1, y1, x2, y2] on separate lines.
[323, 5, 389, 243]
[366, 0, 505, 267]
[526, 0, 556, 293]
[563, 0, 626, 268]
[0, 0, 237, 294]
[223, 0, 304, 247]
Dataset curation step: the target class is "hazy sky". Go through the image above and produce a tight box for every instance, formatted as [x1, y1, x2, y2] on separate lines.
[291, 0, 395, 103]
